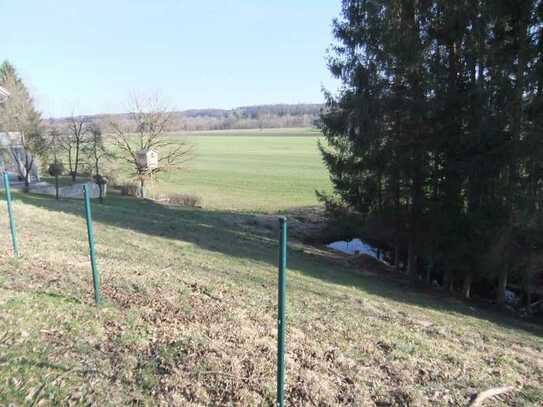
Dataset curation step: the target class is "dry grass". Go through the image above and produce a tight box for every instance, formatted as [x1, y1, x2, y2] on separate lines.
[0, 192, 542, 405]
[151, 192, 203, 208]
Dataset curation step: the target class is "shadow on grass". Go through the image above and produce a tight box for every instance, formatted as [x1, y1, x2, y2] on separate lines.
[10, 190, 543, 338]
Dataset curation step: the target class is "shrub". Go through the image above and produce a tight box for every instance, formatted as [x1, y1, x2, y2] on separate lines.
[48, 162, 64, 177]
[120, 182, 139, 196]
[150, 192, 169, 202]
[101, 167, 122, 189]
[167, 193, 202, 207]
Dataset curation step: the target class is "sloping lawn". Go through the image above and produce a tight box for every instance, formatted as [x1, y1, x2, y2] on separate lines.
[0, 192, 542, 405]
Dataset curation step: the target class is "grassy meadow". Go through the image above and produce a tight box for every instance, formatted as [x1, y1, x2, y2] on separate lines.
[1, 127, 542, 405]
[0, 190, 542, 405]
[122, 128, 332, 212]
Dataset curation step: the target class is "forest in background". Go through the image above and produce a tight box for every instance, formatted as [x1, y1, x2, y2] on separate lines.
[49, 103, 321, 132]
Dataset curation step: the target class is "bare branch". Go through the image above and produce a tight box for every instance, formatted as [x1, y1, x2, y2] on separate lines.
[108, 93, 193, 198]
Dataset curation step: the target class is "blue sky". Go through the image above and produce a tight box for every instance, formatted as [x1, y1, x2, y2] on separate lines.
[2, 1, 341, 117]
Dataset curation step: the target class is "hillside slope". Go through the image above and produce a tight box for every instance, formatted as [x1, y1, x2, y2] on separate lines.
[0, 193, 542, 406]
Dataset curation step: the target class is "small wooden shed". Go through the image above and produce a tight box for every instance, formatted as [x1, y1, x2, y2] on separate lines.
[136, 149, 159, 170]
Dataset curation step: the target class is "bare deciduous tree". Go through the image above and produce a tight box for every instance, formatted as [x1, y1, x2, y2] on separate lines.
[85, 121, 112, 202]
[109, 94, 193, 198]
[45, 125, 65, 199]
[61, 112, 90, 182]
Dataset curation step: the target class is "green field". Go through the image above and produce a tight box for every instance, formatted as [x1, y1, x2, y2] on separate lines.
[2, 127, 542, 405]
[146, 128, 332, 211]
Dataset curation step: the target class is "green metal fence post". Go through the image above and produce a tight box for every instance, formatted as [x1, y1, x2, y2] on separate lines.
[83, 185, 101, 306]
[3, 172, 19, 257]
[277, 216, 287, 407]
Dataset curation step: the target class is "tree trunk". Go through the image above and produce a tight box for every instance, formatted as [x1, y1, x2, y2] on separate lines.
[393, 169, 401, 273]
[462, 271, 473, 299]
[496, 267, 508, 305]
[443, 269, 455, 293]
[407, 238, 416, 283]
[24, 172, 30, 192]
[394, 244, 400, 272]
[139, 178, 145, 199]
[500, 11, 527, 308]
[55, 175, 59, 200]
[23, 155, 30, 192]
[67, 149, 73, 177]
[425, 259, 432, 286]
[73, 146, 79, 182]
[98, 183, 104, 203]
[522, 265, 534, 307]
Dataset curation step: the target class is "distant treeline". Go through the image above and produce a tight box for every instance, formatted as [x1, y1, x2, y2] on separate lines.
[50, 103, 322, 132]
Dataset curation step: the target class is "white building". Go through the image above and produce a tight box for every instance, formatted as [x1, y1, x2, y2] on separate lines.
[0, 86, 9, 104]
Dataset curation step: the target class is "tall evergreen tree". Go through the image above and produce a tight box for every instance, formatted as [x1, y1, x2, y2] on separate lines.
[321, 0, 543, 303]
[0, 61, 45, 190]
